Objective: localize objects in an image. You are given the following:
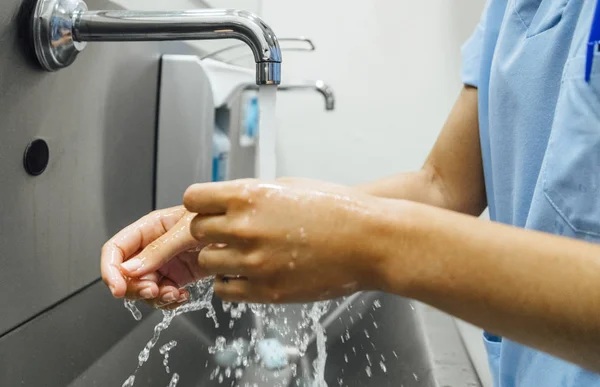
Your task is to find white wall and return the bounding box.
[260,1,491,386]
[260,1,483,184]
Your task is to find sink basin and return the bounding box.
[0,281,480,387]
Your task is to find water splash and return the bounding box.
[309,302,331,387]
[121,375,135,387]
[159,341,177,374]
[167,373,179,387]
[121,277,217,386]
[124,299,142,321]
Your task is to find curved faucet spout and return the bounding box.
[202,37,315,61]
[32,0,282,85]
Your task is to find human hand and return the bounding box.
[101,206,208,309]
[183,178,387,304]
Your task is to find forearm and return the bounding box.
[356,86,486,216]
[356,170,449,209]
[370,200,600,372]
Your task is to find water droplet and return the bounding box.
[167,373,179,387]
[124,300,142,321]
[160,340,178,374]
[365,366,372,377]
[380,361,387,373]
[121,375,135,387]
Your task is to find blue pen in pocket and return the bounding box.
[586,0,600,82]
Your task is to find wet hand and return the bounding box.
[101,206,208,309]
[183,178,385,303]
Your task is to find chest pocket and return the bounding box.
[513,0,570,37]
[542,54,600,240]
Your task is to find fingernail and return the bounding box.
[109,285,116,295]
[140,288,155,299]
[162,292,177,303]
[121,258,142,273]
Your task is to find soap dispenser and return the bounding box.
[212,124,231,182]
[240,94,260,147]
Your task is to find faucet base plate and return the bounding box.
[32,0,88,71]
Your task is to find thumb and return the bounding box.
[120,214,199,278]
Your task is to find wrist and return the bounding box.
[357,198,429,297]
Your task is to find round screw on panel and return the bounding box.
[23,139,49,176]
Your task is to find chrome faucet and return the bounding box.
[228,81,335,111]
[278,81,335,111]
[202,37,315,63]
[31,0,282,85]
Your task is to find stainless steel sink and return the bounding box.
[0,280,480,387]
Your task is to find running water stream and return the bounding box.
[121,85,332,387]
[257,85,278,180]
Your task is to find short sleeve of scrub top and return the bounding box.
[461,1,492,88]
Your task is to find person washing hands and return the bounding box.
[102,1,600,386]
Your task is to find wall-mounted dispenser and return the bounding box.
[155,55,215,208]
[212,125,231,182]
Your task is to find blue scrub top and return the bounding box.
[462,0,600,386]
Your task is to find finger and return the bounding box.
[120,213,199,279]
[197,244,253,276]
[159,299,189,310]
[183,180,255,214]
[101,206,187,297]
[144,296,189,311]
[124,280,159,300]
[189,214,233,242]
[153,278,187,308]
[124,272,161,300]
[101,241,129,298]
[157,252,206,288]
[214,277,263,303]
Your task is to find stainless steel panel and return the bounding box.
[0,0,161,335]
[155,54,214,209]
[0,282,480,386]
